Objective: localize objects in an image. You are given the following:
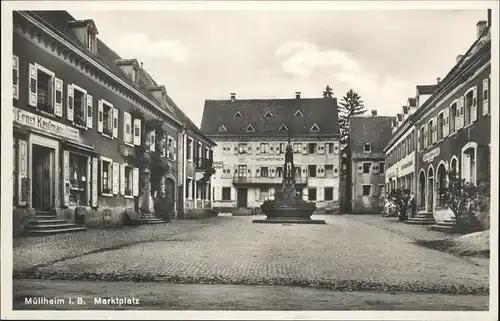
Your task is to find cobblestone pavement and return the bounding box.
[15,215,489,293]
[13,217,225,272]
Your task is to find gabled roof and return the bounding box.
[349,116,393,155]
[201,97,340,136]
[24,11,214,145]
[416,85,438,95]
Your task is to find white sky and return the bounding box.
[70,8,489,126]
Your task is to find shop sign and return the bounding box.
[423,147,440,163]
[13,107,80,142]
[401,160,413,170]
[250,156,284,162]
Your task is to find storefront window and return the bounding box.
[69,153,88,206]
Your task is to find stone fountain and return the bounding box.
[253,133,326,224]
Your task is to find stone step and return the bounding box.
[430,224,453,232]
[408,217,436,222]
[28,223,81,230]
[444,219,456,223]
[34,215,58,219]
[437,221,456,227]
[404,218,436,225]
[30,219,68,225]
[27,226,87,235]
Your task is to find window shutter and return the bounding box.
[318,144,325,154]
[457,97,464,129]
[85,93,93,128]
[67,84,74,121]
[247,144,252,155]
[113,108,119,139]
[233,145,239,155]
[482,78,489,116]
[13,55,19,100]
[62,150,70,206]
[133,118,141,145]
[97,100,103,133]
[120,164,126,196]
[372,164,379,174]
[100,159,104,194]
[255,143,260,155]
[443,109,449,137]
[471,87,477,122]
[334,166,339,177]
[357,165,363,174]
[92,157,98,207]
[433,116,438,143]
[112,162,119,195]
[28,63,37,107]
[133,167,139,196]
[270,166,276,178]
[54,77,63,116]
[150,131,156,152]
[417,128,421,151]
[357,185,363,197]
[302,145,308,155]
[17,139,28,206]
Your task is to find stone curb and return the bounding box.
[13,270,489,295]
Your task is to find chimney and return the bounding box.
[456,55,464,64]
[230,93,236,102]
[295,92,301,99]
[371,110,377,116]
[140,62,144,69]
[437,77,441,84]
[476,20,487,39]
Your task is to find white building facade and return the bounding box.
[201,93,342,214]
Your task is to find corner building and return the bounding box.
[201,92,342,214]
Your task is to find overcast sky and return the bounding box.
[71,8,488,126]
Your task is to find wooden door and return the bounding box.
[237,188,248,208]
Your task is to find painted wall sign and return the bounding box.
[423,147,440,163]
[13,107,80,142]
[250,156,285,162]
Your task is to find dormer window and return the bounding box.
[310,123,320,132]
[217,124,227,132]
[294,110,303,117]
[87,29,95,52]
[245,124,255,132]
[364,143,371,153]
[278,123,288,132]
[264,111,274,119]
[234,111,242,118]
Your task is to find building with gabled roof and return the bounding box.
[347,111,393,213]
[201,92,342,214]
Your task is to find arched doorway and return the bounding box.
[437,164,447,207]
[418,171,426,208]
[164,178,176,215]
[427,166,434,212]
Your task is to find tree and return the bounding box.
[338,89,367,146]
[323,85,334,99]
[439,171,489,233]
[386,188,411,221]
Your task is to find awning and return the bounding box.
[62,139,100,157]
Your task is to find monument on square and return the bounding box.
[253,131,326,224]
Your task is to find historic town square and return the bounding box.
[2,3,496,320]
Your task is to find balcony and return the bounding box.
[232,175,308,185]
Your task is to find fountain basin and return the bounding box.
[253,202,326,224]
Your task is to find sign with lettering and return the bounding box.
[423,147,440,163]
[250,156,284,163]
[13,108,80,142]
